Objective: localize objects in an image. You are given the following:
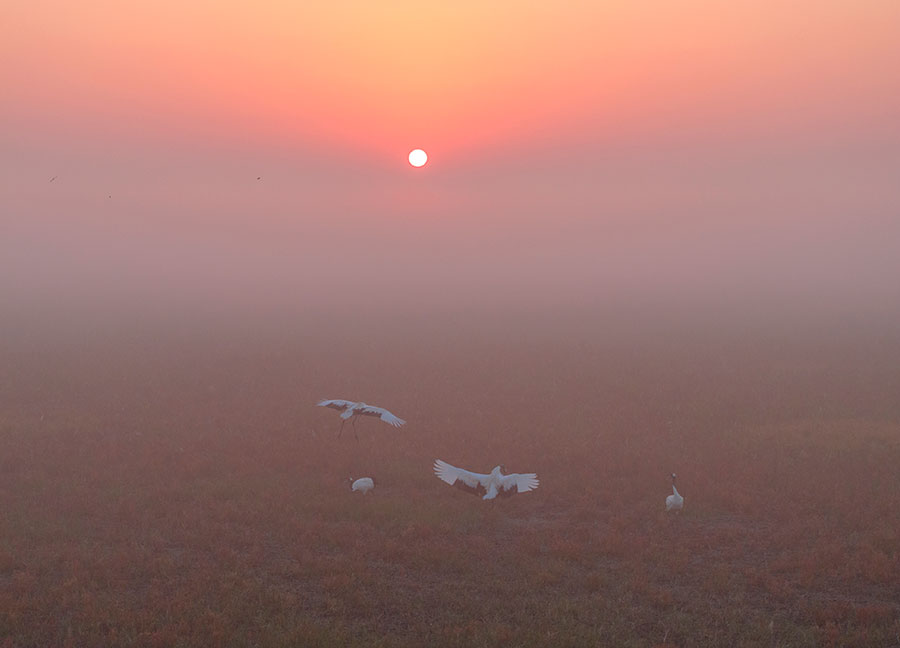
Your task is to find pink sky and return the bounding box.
[2,1,899,320]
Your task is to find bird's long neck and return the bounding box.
[672,485,680,497]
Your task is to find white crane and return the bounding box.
[317,399,406,440]
[666,473,684,512]
[348,477,375,494]
[433,459,539,500]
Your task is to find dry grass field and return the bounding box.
[2,310,899,647]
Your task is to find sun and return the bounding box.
[408,149,428,168]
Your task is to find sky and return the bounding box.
[2,0,899,326]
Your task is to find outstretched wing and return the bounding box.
[497,471,540,496]
[433,459,491,496]
[358,405,406,427]
[317,399,355,412]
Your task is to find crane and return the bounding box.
[317,399,405,440]
[433,459,539,500]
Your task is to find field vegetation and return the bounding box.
[2,311,899,646]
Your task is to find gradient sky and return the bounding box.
[2,1,899,321]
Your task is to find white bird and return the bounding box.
[348,476,375,494]
[666,473,684,512]
[433,459,539,500]
[317,399,406,440]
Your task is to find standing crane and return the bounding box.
[666,473,684,512]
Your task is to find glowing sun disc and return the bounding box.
[408,149,428,167]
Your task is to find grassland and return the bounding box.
[2,313,899,646]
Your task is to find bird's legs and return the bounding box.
[337,418,346,439]
[352,415,360,441]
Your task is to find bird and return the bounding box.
[433,459,539,500]
[316,399,405,440]
[666,473,684,512]
[348,476,375,494]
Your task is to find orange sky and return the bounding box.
[4,1,899,159]
[2,1,899,318]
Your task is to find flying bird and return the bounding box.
[666,473,684,512]
[433,459,539,500]
[348,476,375,494]
[317,399,405,439]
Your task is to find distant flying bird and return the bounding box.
[433,459,539,500]
[666,473,684,512]
[348,476,375,494]
[317,399,406,439]
[256,176,261,180]
[49,176,57,183]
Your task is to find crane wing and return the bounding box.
[498,471,540,496]
[358,405,406,427]
[433,459,491,496]
[317,399,356,412]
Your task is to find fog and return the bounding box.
[7,3,900,644]
[3,133,899,350]
[5,0,900,343]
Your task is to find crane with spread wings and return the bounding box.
[317,399,406,439]
[433,459,539,500]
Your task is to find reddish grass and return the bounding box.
[2,320,900,646]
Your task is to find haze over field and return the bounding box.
[3,0,900,331]
[3,2,900,646]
